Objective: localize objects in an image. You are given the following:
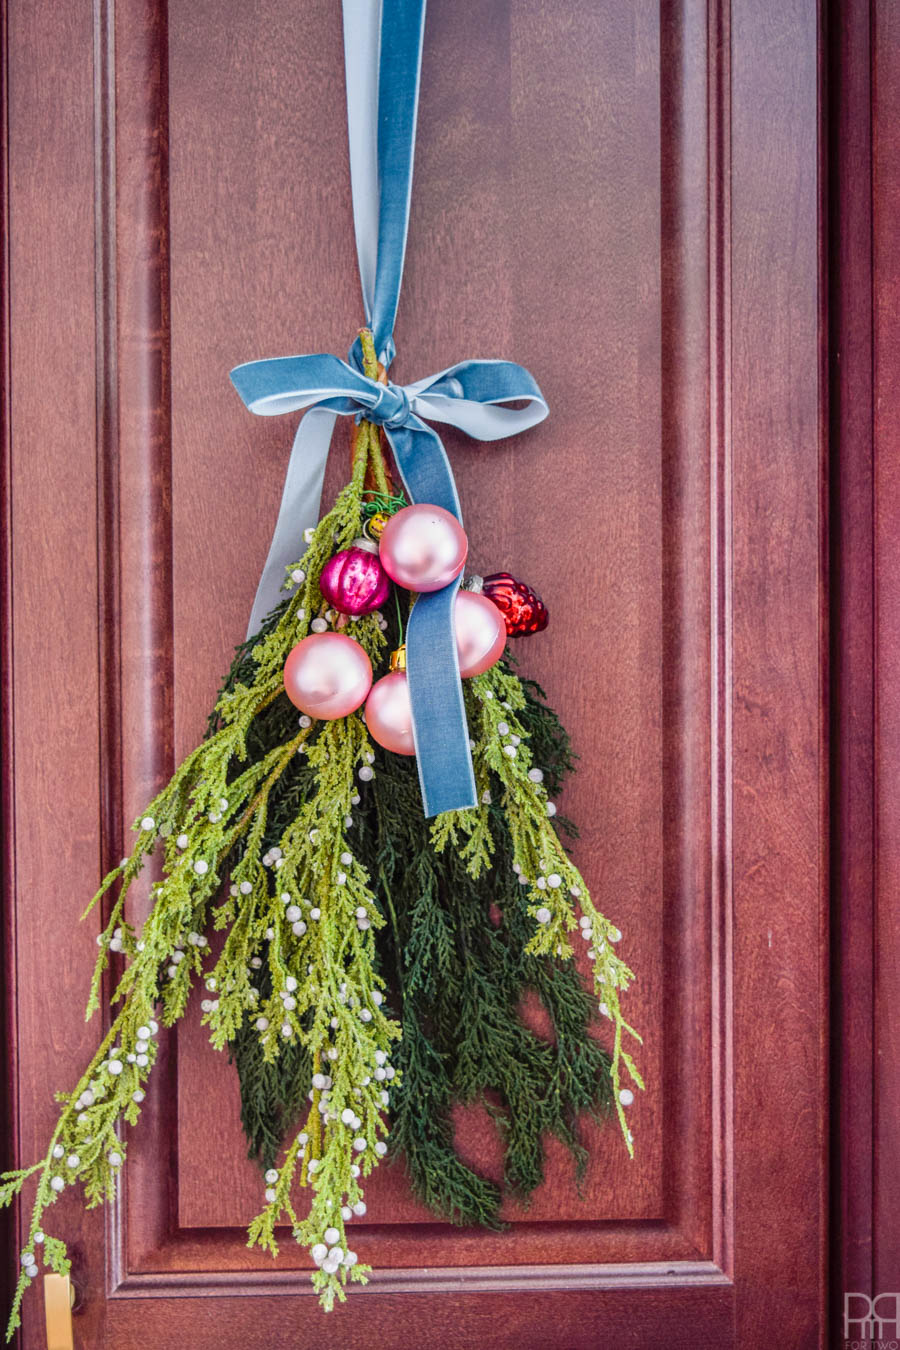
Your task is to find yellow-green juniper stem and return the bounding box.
[245,716,400,1310]
[356,327,392,498]
[4,449,387,1333]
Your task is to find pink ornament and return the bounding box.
[365,671,415,755]
[454,589,507,677]
[378,503,468,592]
[283,633,372,720]
[319,538,391,617]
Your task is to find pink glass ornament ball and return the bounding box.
[378,503,468,592]
[455,589,507,677]
[365,671,415,756]
[319,538,391,617]
[283,633,373,720]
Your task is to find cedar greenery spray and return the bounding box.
[2,363,641,1333]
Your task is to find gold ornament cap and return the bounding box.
[390,644,407,671]
[365,511,390,540]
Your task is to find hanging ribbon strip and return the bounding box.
[230,0,548,817]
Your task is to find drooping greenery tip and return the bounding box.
[1,328,642,1339]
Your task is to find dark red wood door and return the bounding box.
[3,0,828,1346]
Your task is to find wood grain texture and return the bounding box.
[98,1284,735,1350]
[4,0,109,1343]
[829,1,900,1329]
[113,0,178,1287]
[872,0,900,1300]
[830,0,876,1324]
[730,0,827,1345]
[0,0,839,1345]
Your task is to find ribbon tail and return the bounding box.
[385,420,476,815]
[342,0,381,319]
[383,419,461,518]
[369,0,427,364]
[406,581,477,817]
[246,406,338,639]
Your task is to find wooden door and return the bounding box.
[2,0,830,1346]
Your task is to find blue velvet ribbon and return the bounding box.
[230,0,547,816]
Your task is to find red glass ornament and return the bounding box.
[482,572,549,637]
[319,538,391,617]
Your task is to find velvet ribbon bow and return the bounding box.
[230,0,547,816]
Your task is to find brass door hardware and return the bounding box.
[43,1273,74,1350]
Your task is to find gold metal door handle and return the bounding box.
[43,1273,74,1350]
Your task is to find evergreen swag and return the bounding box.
[2,334,642,1335]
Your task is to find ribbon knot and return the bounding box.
[229,0,548,817]
[365,381,410,430]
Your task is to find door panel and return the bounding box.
[171,0,666,1239]
[3,0,826,1346]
